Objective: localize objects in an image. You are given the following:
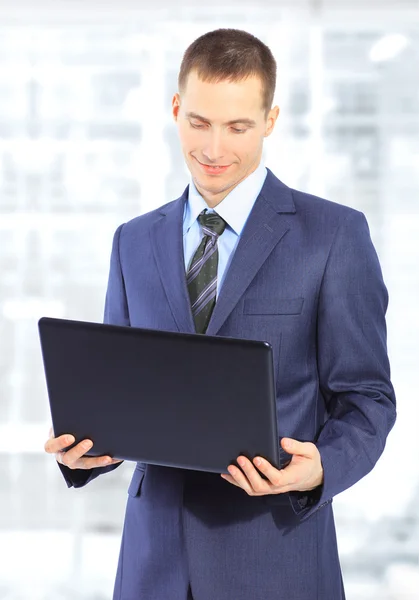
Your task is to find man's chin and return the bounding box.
[193,177,232,195]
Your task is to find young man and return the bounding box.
[45,29,396,600]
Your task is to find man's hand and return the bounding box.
[44,426,123,470]
[221,438,323,496]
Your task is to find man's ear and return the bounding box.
[264,105,280,137]
[172,93,181,122]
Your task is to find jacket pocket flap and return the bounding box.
[128,464,146,497]
[243,298,304,315]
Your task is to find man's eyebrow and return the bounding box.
[186,112,256,127]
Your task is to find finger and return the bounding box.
[62,453,122,470]
[44,434,75,454]
[271,461,305,490]
[251,456,285,487]
[77,456,122,469]
[220,473,241,488]
[225,464,254,494]
[281,438,315,458]
[57,450,65,465]
[237,456,271,494]
[254,454,309,491]
[60,439,94,467]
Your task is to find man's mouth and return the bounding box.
[195,158,231,174]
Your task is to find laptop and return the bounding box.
[38,316,280,474]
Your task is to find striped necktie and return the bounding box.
[186,210,227,334]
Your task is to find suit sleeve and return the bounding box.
[289,210,396,519]
[58,223,128,488]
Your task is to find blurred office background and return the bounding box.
[0,0,418,598]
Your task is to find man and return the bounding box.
[44,28,396,600]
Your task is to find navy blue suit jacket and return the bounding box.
[60,169,396,600]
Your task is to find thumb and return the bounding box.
[281,437,314,458]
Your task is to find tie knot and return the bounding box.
[198,210,227,238]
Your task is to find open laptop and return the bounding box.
[38,316,280,474]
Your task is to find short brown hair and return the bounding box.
[178,29,277,117]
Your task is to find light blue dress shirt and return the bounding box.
[183,162,268,298]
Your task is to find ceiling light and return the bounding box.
[369,34,408,63]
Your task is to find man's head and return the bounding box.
[172,29,279,207]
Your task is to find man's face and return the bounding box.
[172,70,279,207]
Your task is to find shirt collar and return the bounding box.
[183,162,267,236]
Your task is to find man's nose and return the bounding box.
[202,132,225,163]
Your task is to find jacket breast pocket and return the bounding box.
[243,298,304,316]
[127,463,147,497]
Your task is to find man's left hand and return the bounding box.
[221,438,324,496]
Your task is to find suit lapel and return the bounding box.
[150,169,296,336]
[150,187,196,333]
[206,171,296,335]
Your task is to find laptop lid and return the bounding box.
[38,316,280,473]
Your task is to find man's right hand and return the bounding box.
[44,426,123,470]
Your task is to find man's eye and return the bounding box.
[190,122,205,129]
[231,128,246,134]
